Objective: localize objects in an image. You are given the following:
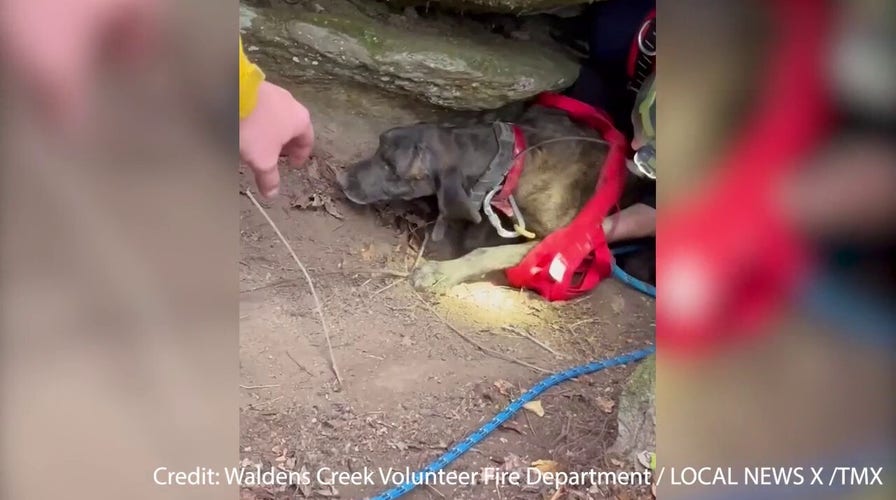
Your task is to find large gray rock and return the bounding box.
[384,0,594,15]
[609,355,655,465]
[240,2,579,110]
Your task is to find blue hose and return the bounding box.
[611,246,656,298]
[370,346,656,500]
[612,263,656,298]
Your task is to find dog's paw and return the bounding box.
[410,261,456,294]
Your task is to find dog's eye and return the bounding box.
[383,158,397,173]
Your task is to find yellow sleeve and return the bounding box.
[239,38,265,119]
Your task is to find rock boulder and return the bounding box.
[384,0,594,15]
[609,355,655,465]
[240,1,579,110]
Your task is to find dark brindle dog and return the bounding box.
[337,104,647,292]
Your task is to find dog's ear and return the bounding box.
[431,166,481,242]
[405,143,430,181]
[435,166,481,225]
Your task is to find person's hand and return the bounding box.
[239,81,314,198]
[603,203,656,243]
[0,0,161,127]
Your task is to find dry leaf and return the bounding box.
[531,459,561,474]
[596,396,616,413]
[359,243,376,261]
[306,157,323,181]
[322,198,345,220]
[298,466,311,497]
[523,400,545,417]
[291,193,344,220]
[493,379,514,396]
[637,450,654,470]
[314,485,339,497]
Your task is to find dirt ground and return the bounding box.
[239,79,655,500]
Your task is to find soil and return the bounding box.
[239,78,655,500]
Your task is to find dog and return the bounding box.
[337,104,649,292]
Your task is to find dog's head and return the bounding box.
[337,125,484,224]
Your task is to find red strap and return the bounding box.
[490,125,527,216]
[534,93,629,225]
[505,93,629,301]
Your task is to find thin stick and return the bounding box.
[249,396,283,410]
[549,487,565,500]
[250,396,283,410]
[240,384,281,390]
[411,290,549,374]
[245,189,343,386]
[411,230,430,272]
[503,326,563,358]
[426,484,446,499]
[524,405,538,438]
[286,351,316,378]
[345,268,409,278]
[517,381,540,438]
[239,278,295,294]
[371,280,400,296]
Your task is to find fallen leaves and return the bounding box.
[523,400,545,417]
[637,450,655,470]
[531,459,561,474]
[494,379,515,396]
[314,485,340,497]
[596,396,616,414]
[291,192,344,220]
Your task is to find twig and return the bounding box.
[384,304,416,312]
[411,230,430,272]
[240,384,281,390]
[524,408,538,438]
[411,290,549,374]
[286,351,316,378]
[569,318,599,329]
[371,279,400,296]
[246,189,342,386]
[520,382,539,438]
[503,326,563,358]
[551,414,573,448]
[426,484,446,499]
[239,278,296,294]
[549,487,566,500]
[344,268,409,278]
[250,396,283,409]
